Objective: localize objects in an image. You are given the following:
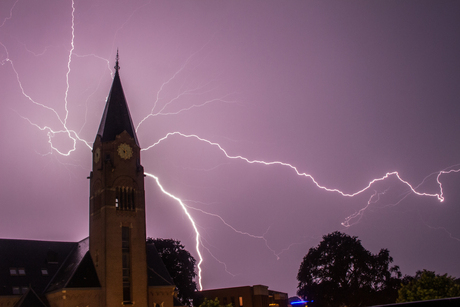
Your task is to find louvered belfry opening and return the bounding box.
[115,187,135,211]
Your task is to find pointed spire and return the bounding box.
[96,53,139,146]
[114,49,120,72]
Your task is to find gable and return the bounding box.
[13,288,47,307]
[46,238,100,292]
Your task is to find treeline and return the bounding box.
[297,231,460,307]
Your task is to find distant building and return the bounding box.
[0,56,179,307]
[198,285,288,307]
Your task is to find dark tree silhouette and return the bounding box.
[397,270,460,302]
[198,297,232,307]
[147,238,197,306]
[297,231,401,307]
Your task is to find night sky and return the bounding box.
[1,0,460,296]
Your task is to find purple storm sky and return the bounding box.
[1,0,460,296]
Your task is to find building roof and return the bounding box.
[146,243,175,287]
[13,288,48,307]
[0,238,77,296]
[46,238,100,292]
[1,237,174,298]
[97,66,139,146]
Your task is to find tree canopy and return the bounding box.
[198,297,232,307]
[297,231,401,307]
[147,238,197,306]
[199,298,221,307]
[397,270,460,303]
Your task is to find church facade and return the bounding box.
[0,58,179,307]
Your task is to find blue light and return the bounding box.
[290,299,314,305]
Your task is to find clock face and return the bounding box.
[117,143,133,160]
[94,147,101,163]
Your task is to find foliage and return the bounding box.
[397,270,460,302]
[198,297,232,307]
[147,238,197,306]
[297,231,401,307]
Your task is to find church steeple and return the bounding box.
[115,49,120,72]
[90,54,147,306]
[97,52,139,146]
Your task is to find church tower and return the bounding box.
[89,54,148,306]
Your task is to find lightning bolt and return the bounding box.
[135,34,228,132]
[185,204,280,259]
[4,0,460,293]
[144,172,204,290]
[0,0,92,155]
[142,131,455,202]
[341,189,389,227]
[136,53,194,130]
[199,243,237,278]
[140,131,460,288]
[341,164,460,227]
[63,0,75,125]
[1,44,92,155]
[0,0,19,28]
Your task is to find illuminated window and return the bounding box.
[9,268,17,275]
[12,287,20,295]
[21,287,28,294]
[18,268,25,275]
[41,269,48,275]
[239,297,243,307]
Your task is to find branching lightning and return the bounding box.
[137,54,194,130]
[135,35,231,132]
[418,210,460,242]
[63,0,75,126]
[140,131,460,287]
[0,1,92,155]
[185,204,280,259]
[142,131,455,203]
[341,189,389,227]
[144,172,204,290]
[0,0,19,28]
[198,242,237,277]
[3,0,460,292]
